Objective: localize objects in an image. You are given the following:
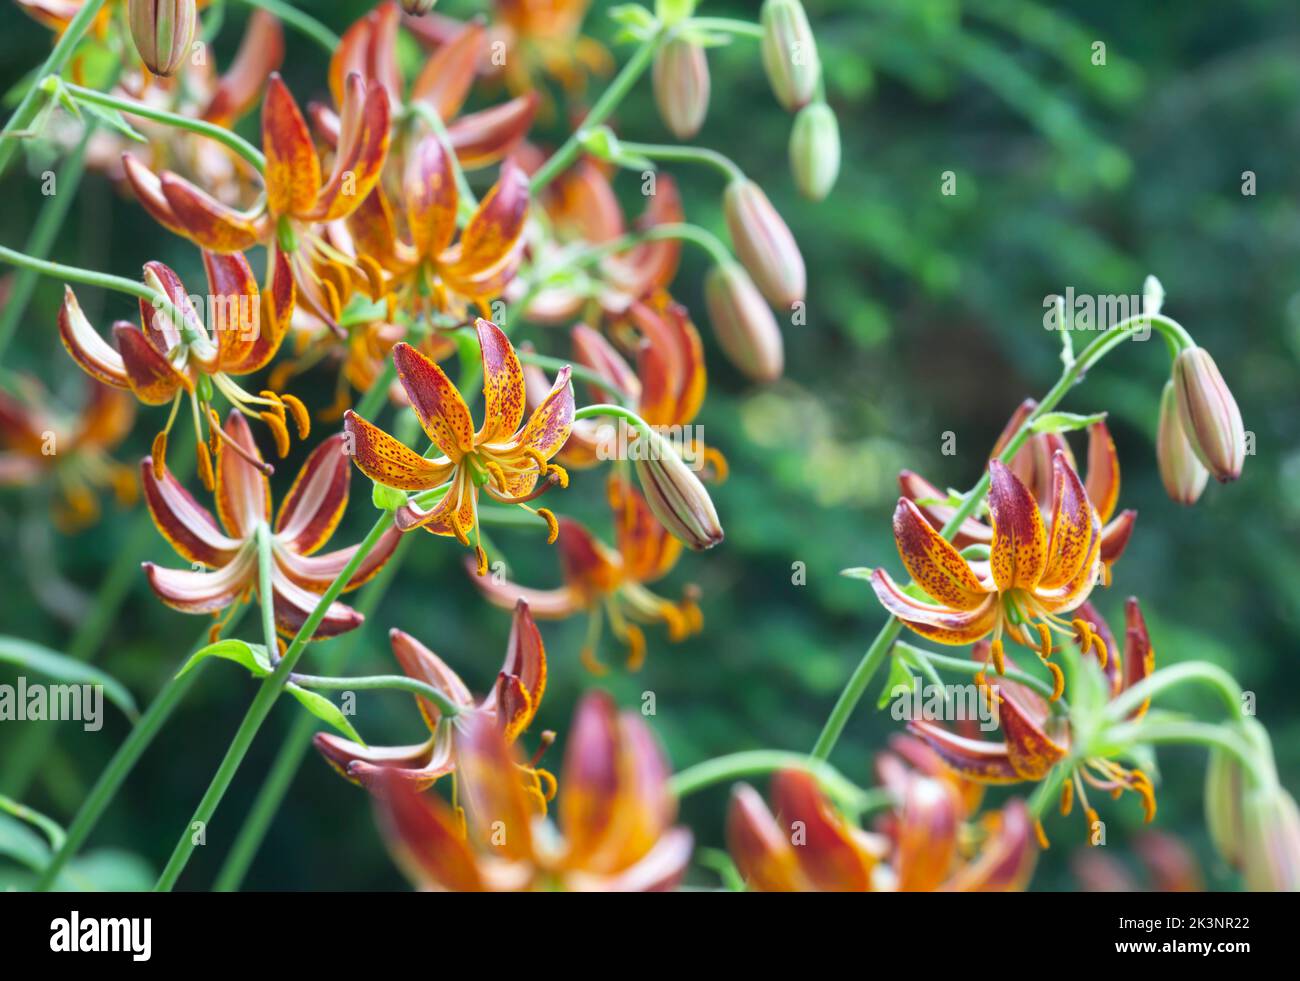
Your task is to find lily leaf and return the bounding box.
[77,99,146,144]
[176,639,272,680]
[839,566,874,580]
[0,636,138,720]
[877,654,915,709]
[0,813,49,872]
[285,683,366,745]
[1029,411,1108,435]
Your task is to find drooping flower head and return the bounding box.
[343,318,574,574]
[472,477,702,672]
[140,411,401,640]
[59,251,300,489]
[372,691,692,891]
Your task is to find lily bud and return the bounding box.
[1156,380,1208,505]
[1241,787,1300,891]
[789,102,839,201]
[633,432,723,550]
[723,177,806,308]
[1172,346,1245,482]
[401,0,439,13]
[652,38,710,140]
[128,0,196,78]
[1204,746,1246,869]
[704,262,784,382]
[760,0,821,111]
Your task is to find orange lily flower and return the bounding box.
[471,477,702,673]
[0,375,136,530]
[907,598,1157,841]
[122,70,391,330]
[727,768,1037,892]
[140,410,401,640]
[901,401,1137,586]
[1073,830,1205,892]
[314,598,550,792]
[372,691,692,892]
[343,319,574,574]
[58,251,299,488]
[871,450,1107,692]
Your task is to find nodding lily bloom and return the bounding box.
[122,70,391,330]
[343,319,574,575]
[907,597,1157,844]
[345,138,531,323]
[371,691,692,892]
[315,598,552,800]
[726,768,1037,892]
[872,450,1106,692]
[0,375,136,530]
[322,5,539,171]
[58,251,300,490]
[471,477,702,673]
[141,411,401,640]
[902,402,1137,586]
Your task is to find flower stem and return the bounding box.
[894,641,1061,703]
[154,514,394,891]
[0,0,108,178]
[236,0,339,51]
[530,30,665,193]
[517,349,634,405]
[288,673,461,718]
[0,244,155,299]
[1104,661,1244,723]
[669,750,890,818]
[255,524,278,661]
[686,16,765,40]
[617,140,745,183]
[1104,719,1270,788]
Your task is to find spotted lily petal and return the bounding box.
[870,569,999,645]
[343,409,457,490]
[392,343,475,459]
[404,134,459,258]
[1085,421,1120,524]
[111,323,188,404]
[143,547,255,614]
[997,685,1069,780]
[892,498,991,611]
[445,94,539,170]
[160,172,263,252]
[309,75,391,223]
[140,458,243,566]
[473,318,528,444]
[203,10,284,126]
[897,469,991,549]
[439,158,530,284]
[907,719,1022,784]
[263,73,322,218]
[1039,452,1099,591]
[274,525,403,593]
[484,600,547,741]
[329,0,401,109]
[275,433,351,554]
[510,364,573,459]
[270,566,363,638]
[988,460,1048,591]
[120,154,187,237]
[770,769,874,891]
[214,412,271,538]
[58,288,128,388]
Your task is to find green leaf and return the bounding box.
[0,794,64,851]
[77,99,146,144]
[0,636,138,720]
[877,654,914,709]
[839,566,874,580]
[285,683,366,745]
[1028,411,1108,435]
[0,813,49,872]
[176,639,272,680]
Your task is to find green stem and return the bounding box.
[1104,661,1243,723]
[154,515,393,891]
[686,16,765,39]
[618,140,744,183]
[895,642,1062,703]
[236,0,339,51]
[60,82,266,171]
[574,402,651,432]
[669,750,890,818]
[289,673,461,718]
[0,244,155,299]
[517,349,633,405]
[34,604,248,891]
[0,0,108,178]
[1026,764,1068,821]
[255,523,278,660]
[0,794,65,851]
[530,31,665,193]
[1104,719,1269,788]
[810,309,1196,760]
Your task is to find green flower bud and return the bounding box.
[789,102,839,201]
[128,0,197,78]
[760,0,821,111]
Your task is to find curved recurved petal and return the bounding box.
[572,323,640,408]
[445,94,539,170]
[329,1,401,109]
[273,524,402,593]
[388,626,474,732]
[612,479,681,585]
[997,686,1068,780]
[1039,452,1099,591]
[311,75,391,223]
[111,323,188,404]
[726,783,805,891]
[892,498,990,610]
[262,73,321,218]
[466,557,587,618]
[404,134,459,259]
[439,158,530,282]
[343,409,457,491]
[1100,509,1137,568]
[906,719,1021,784]
[509,365,573,460]
[489,600,547,739]
[897,469,991,549]
[275,433,352,555]
[1122,597,1155,719]
[947,799,1037,892]
[395,470,477,538]
[559,691,622,864]
[895,776,960,892]
[140,458,243,566]
[988,460,1048,591]
[120,154,186,237]
[869,570,999,645]
[392,343,474,459]
[271,567,363,638]
[160,172,263,252]
[58,288,128,388]
[1085,420,1121,524]
[214,411,271,538]
[203,9,284,126]
[770,769,873,891]
[371,769,486,891]
[474,318,526,444]
[143,547,255,614]
[411,20,486,119]
[578,827,693,892]
[313,731,452,790]
[204,251,262,371]
[457,712,535,861]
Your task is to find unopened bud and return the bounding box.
[1204,745,1246,869]
[760,0,821,111]
[723,177,805,308]
[1172,346,1245,482]
[704,262,784,383]
[633,432,723,551]
[1156,380,1208,505]
[402,0,439,13]
[789,102,839,201]
[128,0,197,77]
[652,38,710,140]
[1241,787,1300,891]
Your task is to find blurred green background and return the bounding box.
[1,0,1298,890]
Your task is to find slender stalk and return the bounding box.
[255,524,278,660]
[686,16,765,40]
[0,244,156,299]
[1105,661,1243,723]
[34,605,248,891]
[530,31,665,193]
[289,672,461,717]
[895,642,1061,703]
[154,515,393,891]
[617,140,745,183]
[0,0,108,178]
[1104,720,1269,788]
[59,82,266,171]
[236,0,339,51]
[517,349,634,405]
[810,311,1195,760]
[669,750,889,818]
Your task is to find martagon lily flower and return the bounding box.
[371,691,692,892]
[141,410,401,640]
[343,318,574,575]
[59,251,300,489]
[314,598,552,802]
[727,768,1037,892]
[873,449,1109,694]
[472,477,702,673]
[908,598,1157,844]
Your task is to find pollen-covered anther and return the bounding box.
[548,463,569,489]
[536,507,559,544]
[580,646,609,676]
[206,407,223,457]
[1033,819,1050,850]
[1059,780,1074,816]
[1130,769,1157,822]
[1035,622,1054,661]
[357,254,387,300]
[624,624,647,671]
[151,430,169,478]
[258,391,287,422]
[521,446,550,478]
[535,765,558,802]
[990,636,1006,675]
[1046,661,1065,702]
[485,460,509,489]
[259,410,291,457]
[449,511,471,547]
[281,393,311,439]
[1084,807,1101,845]
[474,544,489,578]
[1072,618,1096,656]
[197,442,215,491]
